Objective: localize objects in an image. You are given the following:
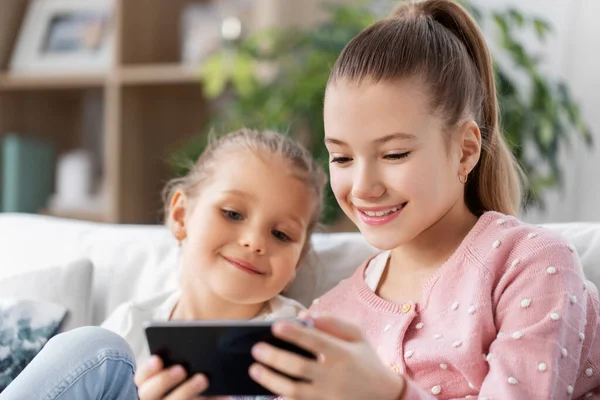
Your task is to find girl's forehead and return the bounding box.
[324,80,442,143]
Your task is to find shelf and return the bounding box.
[118,64,201,85]
[0,64,202,90]
[39,208,108,223]
[0,73,105,90]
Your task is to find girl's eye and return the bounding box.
[222,210,243,221]
[384,152,410,160]
[330,156,352,164]
[272,230,291,242]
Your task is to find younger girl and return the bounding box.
[247,1,600,399]
[1,129,326,400]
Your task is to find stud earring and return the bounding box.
[458,169,469,184]
[175,224,186,247]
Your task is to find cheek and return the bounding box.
[329,168,352,202]
[385,158,448,198]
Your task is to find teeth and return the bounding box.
[363,206,402,217]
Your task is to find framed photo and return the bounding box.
[180,3,224,65]
[10,0,114,74]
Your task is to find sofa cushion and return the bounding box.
[0,299,67,392]
[0,259,93,331]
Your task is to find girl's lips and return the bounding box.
[356,202,406,226]
[222,256,264,275]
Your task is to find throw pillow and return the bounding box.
[0,259,93,332]
[0,299,67,392]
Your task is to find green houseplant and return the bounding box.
[171,1,592,225]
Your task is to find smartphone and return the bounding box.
[144,319,316,396]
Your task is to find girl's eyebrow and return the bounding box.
[324,132,416,146]
[374,132,417,144]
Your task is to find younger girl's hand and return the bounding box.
[249,314,405,400]
[135,355,211,400]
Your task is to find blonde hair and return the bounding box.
[328,0,522,216]
[162,128,327,257]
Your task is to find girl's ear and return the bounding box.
[456,119,482,177]
[169,190,188,244]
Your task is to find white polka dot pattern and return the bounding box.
[440,363,448,370]
[550,312,560,321]
[567,386,574,394]
[434,334,443,339]
[547,266,557,274]
[580,332,586,341]
[492,240,501,248]
[384,324,392,332]
[405,350,414,358]
[512,331,523,339]
[538,363,547,372]
[562,348,568,358]
[415,322,424,329]
[520,298,531,308]
[468,305,477,314]
[431,386,441,395]
[451,301,459,311]
[585,368,593,377]
[508,377,518,385]
[452,340,463,348]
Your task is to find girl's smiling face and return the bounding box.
[324,78,479,250]
[171,150,316,306]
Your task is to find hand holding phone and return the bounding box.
[134,355,212,400]
[144,320,316,396]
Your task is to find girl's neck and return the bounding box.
[390,201,478,274]
[170,285,267,321]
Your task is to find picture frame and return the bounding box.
[9,0,114,75]
[180,3,224,65]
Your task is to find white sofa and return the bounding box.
[0,213,599,331]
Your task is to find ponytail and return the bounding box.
[329,0,522,215]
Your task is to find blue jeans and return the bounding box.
[0,326,138,400]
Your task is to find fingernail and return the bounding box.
[310,312,320,319]
[150,355,160,367]
[298,310,308,318]
[252,343,265,358]
[170,365,185,377]
[249,364,261,379]
[192,374,207,391]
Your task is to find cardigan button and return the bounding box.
[401,304,412,314]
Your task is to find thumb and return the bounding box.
[307,313,364,342]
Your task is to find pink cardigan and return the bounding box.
[311,212,600,399]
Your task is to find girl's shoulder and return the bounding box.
[265,295,307,320]
[470,211,582,277]
[101,290,179,335]
[475,211,575,250]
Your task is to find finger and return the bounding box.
[134,355,164,387]
[272,319,340,356]
[310,314,364,342]
[164,374,208,400]
[251,342,318,381]
[248,362,313,399]
[137,365,187,400]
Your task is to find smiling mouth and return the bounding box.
[358,202,407,217]
[222,255,265,275]
[354,202,407,226]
